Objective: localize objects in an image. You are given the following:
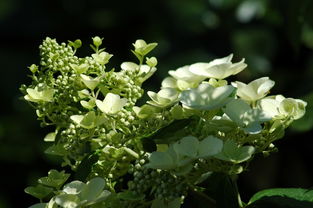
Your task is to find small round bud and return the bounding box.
[92,36,103,47]
[28,64,38,73]
[146,57,157,67]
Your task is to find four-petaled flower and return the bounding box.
[179,82,235,110]
[96,93,127,114]
[24,86,54,102]
[234,77,275,102]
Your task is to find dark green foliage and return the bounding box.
[247,188,313,208]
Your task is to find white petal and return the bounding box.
[198,136,223,157]
[121,62,138,71]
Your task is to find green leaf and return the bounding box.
[25,185,53,200]
[151,198,181,208]
[29,203,47,208]
[167,198,181,208]
[151,198,165,208]
[45,144,67,156]
[80,177,105,202]
[38,169,70,189]
[150,118,193,144]
[248,188,313,208]
[68,39,82,49]
[74,152,99,181]
[117,191,145,201]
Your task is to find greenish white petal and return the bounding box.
[173,136,199,158]
[235,77,275,102]
[92,52,112,65]
[70,63,89,74]
[179,83,235,110]
[169,65,206,83]
[147,88,179,107]
[198,136,223,158]
[189,54,246,79]
[80,74,100,90]
[214,140,255,163]
[96,93,127,114]
[24,87,54,102]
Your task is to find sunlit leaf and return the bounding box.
[25,185,53,200]
[38,169,70,189]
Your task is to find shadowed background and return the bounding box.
[1,0,313,207]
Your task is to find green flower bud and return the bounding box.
[146,57,158,67]
[68,39,82,49]
[28,64,38,73]
[92,36,103,47]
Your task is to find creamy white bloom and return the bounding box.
[24,86,54,102]
[259,95,307,120]
[80,74,100,91]
[133,39,158,56]
[169,65,206,83]
[234,77,275,102]
[92,52,112,65]
[161,77,178,89]
[69,63,89,74]
[70,111,104,129]
[223,99,271,134]
[173,136,223,158]
[179,83,235,110]
[147,88,179,107]
[96,93,127,114]
[189,54,247,80]
[121,62,156,83]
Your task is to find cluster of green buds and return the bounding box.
[22,37,306,208]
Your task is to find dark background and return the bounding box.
[1,0,313,207]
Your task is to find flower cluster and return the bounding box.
[22,38,306,208]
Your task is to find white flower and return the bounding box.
[80,74,100,91]
[147,88,179,107]
[92,52,112,65]
[161,77,178,89]
[96,93,127,114]
[214,140,255,164]
[169,65,206,83]
[280,98,307,120]
[121,62,156,83]
[133,39,158,56]
[259,95,307,120]
[173,136,223,158]
[70,111,104,129]
[147,135,223,171]
[70,63,89,74]
[223,99,271,134]
[138,65,157,82]
[146,57,158,67]
[234,77,275,102]
[24,86,54,102]
[189,54,247,80]
[179,83,235,110]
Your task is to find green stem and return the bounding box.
[230,175,244,208]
